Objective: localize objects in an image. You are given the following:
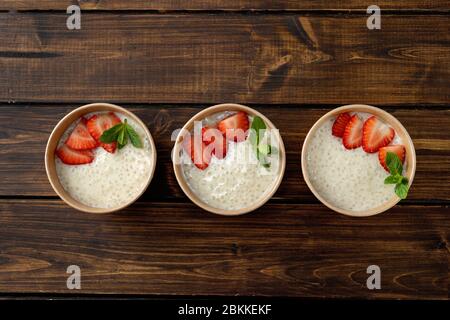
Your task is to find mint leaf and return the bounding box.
[384,151,409,200]
[386,151,403,175]
[395,183,409,199]
[249,116,270,165]
[384,173,402,184]
[118,141,127,150]
[249,116,266,150]
[258,144,271,156]
[118,126,129,150]
[98,118,142,150]
[100,123,123,143]
[384,175,398,185]
[126,123,143,148]
[258,153,271,168]
[117,126,126,145]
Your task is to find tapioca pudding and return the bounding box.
[304,111,409,214]
[55,112,153,209]
[179,110,282,211]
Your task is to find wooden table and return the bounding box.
[0,1,448,299]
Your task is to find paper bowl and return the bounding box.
[172,103,286,216]
[301,104,416,217]
[45,103,157,213]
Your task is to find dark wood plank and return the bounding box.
[1,0,448,11]
[0,105,449,201]
[0,14,448,104]
[0,200,448,298]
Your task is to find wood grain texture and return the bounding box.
[0,105,449,201]
[1,0,448,11]
[0,4,448,299]
[0,13,449,104]
[0,199,448,298]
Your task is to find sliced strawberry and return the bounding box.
[378,145,406,172]
[183,136,212,170]
[217,111,249,142]
[212,135,227,159]
[87,112,122,153]
[65,117,98,150]
[196,144,213,170]
[86,112,122,140]
[342,115,363,149]
[332,112,352,138]
[201,126,215,145]
[56,144,94,165]
[100,142,117,153]
[202,126,227,159]
[362,116,395,153]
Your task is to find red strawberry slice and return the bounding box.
[87,112,122,153]
[213,135,227,159]
[342,115,363,149]
[65,117,98,150]
[100,142,117,153]
[183,136,212,170]
[362,116,395,153]
[202,126,227,159]
[86,112,122,140]
[378,145,406,172]
[201,126,217,145]
[197,143,213,170]
[217,111,249,142]
[56,144,94,165]
[332,112,352,137]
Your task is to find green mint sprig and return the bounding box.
[100,119,143,150]
[384,151,409,199]
[248,116,277,168]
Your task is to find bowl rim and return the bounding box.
[301,104,416,217]
[172,103,286,216]
[45,102,157,214]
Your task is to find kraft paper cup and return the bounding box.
[45,103,157,213]
[172,103,286,216]
[301,104,416,217]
